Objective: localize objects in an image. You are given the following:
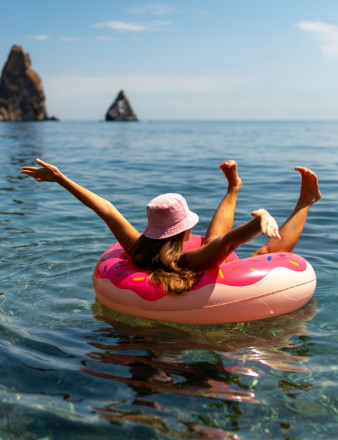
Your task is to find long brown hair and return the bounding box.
[129,232,197,295]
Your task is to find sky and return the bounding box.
[1,0,338,121]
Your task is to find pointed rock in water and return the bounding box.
[105,90,138,121]
[0,45,56,121]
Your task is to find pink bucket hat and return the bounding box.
[143,193,199,239]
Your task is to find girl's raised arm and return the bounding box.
[180,209,280,271]
[21,159,140,253]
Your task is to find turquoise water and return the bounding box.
[0,121,337,439]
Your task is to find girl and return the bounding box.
[21,160,321,294]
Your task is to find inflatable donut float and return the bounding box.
[92,235,316,324]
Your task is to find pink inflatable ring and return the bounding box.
[92,234,316,324]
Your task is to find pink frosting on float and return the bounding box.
[93,235,308,302]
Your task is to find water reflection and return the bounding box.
[84,300,317,435]
[91,298,317,367]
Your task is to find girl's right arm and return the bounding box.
[20,159,140,253]
[180,209,281,271]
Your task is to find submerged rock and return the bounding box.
[0,45,56,121]
[105,90,138,121]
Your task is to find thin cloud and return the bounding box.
[96,36,113,41]
[92,20,171,32]
[60,36,82,41]
[296,21,338,57]
[148,20,172,31]
[128,3,175,16]
[93,21,146,31]
[29,35,50,40]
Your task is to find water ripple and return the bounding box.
[1,121,337,439]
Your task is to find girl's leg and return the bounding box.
[204,160,242,245]
[251,167,321,256]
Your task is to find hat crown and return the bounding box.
[147,194,187,225]
[143,193,199,239]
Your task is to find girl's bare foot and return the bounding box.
[295,167,321,205]
[220,160,242,190]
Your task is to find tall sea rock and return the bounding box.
[105,90,138,121]
[0,45,54,121]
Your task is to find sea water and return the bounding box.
[0,121,337,439]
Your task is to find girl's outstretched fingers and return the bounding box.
[21,159,61,182]
[251,209,281,239]
[36,158,45,166]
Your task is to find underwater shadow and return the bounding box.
[90,298,318,374]
[79,300,318,435]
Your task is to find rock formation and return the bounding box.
[105,90,138,121]
[0,45,55,121]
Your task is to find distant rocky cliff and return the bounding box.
[0,45,55,121]
[105,90,138,121]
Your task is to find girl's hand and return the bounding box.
[20,159,61,182]
[251,209,281,239]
